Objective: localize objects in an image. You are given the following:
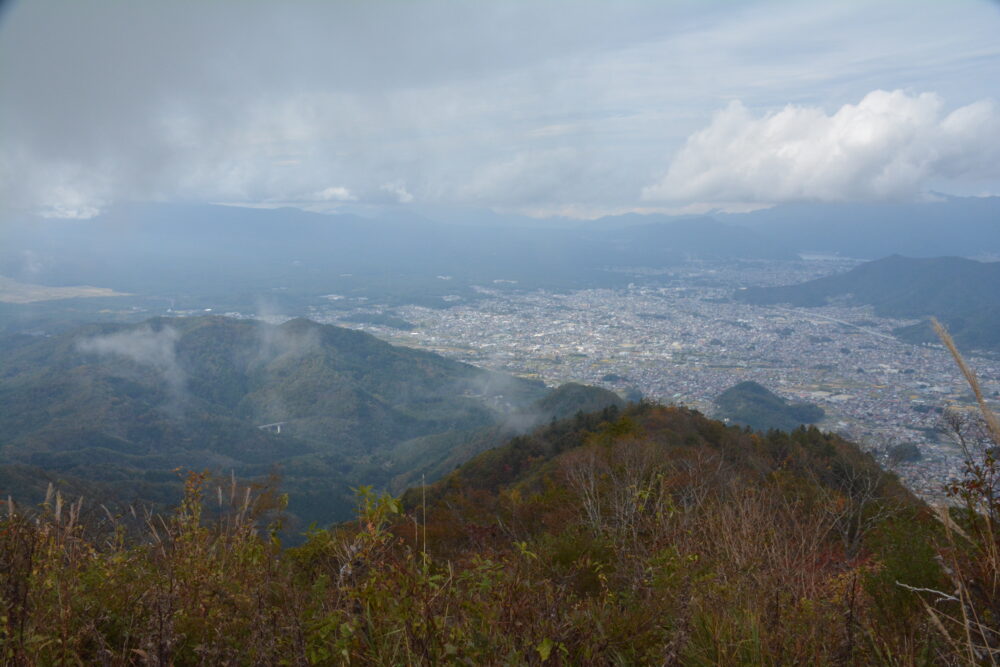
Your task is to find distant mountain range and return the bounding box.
[724,195,1000,259]
[0,203,792,311]
[0,316,622,526]
[736,255,1000,353]
[5,197,999,300]
[5,196,1000,349]
[3,197,999,334]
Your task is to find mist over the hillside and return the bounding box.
[77,324,185,395]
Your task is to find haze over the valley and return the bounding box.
[2,1,1000,512]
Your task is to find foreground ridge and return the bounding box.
[5,402,987,664]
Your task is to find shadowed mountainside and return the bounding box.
[713,380,825,432]
[0,316,621,525]
[725,196,1000,258]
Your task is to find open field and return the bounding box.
[0,276,128,303]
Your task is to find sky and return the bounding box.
[2,0,1000,220]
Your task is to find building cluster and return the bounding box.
[313,259,999,503]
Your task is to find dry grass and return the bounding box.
[0,404,958,664]
[909,318,1000,664]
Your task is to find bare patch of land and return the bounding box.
[0,276,128,303]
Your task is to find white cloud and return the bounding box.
[2,2,1000,217]
[642,90,1000,205]
[315,186,356,202]
[380,181,413,203]
[77,325,184,392]
[38,202,103,220]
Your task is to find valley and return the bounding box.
[309,259,999,502]
[7,254,996,507]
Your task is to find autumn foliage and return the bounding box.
[0,402,980,664]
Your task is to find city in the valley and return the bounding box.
[264,258,998,503]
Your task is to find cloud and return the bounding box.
[314,186,356,202]
[77,325,184,392]
[2,2,999,217]
[380,181,413,204]
[19,250,44,278]
[642,90,1000,204]
[253,319,319,365]
[36,183,106,219]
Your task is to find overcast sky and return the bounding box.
[2,0,999,219]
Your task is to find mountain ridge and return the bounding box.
[0,315,622,525]
[735,255,1000,352]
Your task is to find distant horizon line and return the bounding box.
[18,191,1000,223]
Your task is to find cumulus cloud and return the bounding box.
[642,90,1000,204]
[77,325,184,393]
[2,2,999,217]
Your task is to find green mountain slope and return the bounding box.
[713,381,824,432]
[736,255,1000,352]
[386,382,626,492]
[411,402,905,530]
[0,401,953,664]
[0,316,620,524]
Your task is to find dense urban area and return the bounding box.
[271,259,1000,503]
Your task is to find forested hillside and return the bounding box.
[0,316,618,525]
[3,401,991,663]
[713,381,825,431]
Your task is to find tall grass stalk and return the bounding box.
[917,317,1000,664]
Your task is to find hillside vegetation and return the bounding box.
[4,402,991,664]
[0,316,619,526]
[713,380,825,432]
